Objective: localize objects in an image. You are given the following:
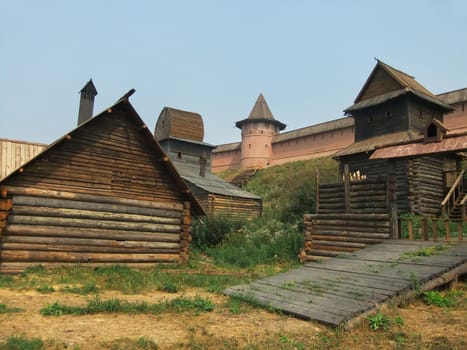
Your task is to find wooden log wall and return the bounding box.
[0,187,186,273]
[208,194,262,220]
[317,179,388,214]
[0,112,186,205]
[408,156,445,216]
[317,183,345,214]
[302,213,390,260]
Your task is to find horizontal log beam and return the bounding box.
[7,215,181,233]
[5,224,181,242]
[1,243,180,254]
[2,234,180,249]
[0,250,180,263]
[5,186,184,211]
[11,206,181,225]
[13,195,182,218]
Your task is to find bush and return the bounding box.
[192,214,247,249]
[206,217,303,268]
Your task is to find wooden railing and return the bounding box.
[399,216,465,241]
[441,170,465,217]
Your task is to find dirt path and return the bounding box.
[0,288,322,349]
[1,284,466,349]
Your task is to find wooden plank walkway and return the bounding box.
[225,240,467,327]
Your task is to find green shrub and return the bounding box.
[206,217,303,268]
[423,290,457,307]
[192,214,247,249]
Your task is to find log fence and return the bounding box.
[399,216,465,242]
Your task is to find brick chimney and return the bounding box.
[78,79,98,126]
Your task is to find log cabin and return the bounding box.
[0,92,203,273]
[334,59,466,217]
[155,107,262,219]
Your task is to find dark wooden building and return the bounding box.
[0,93,203,273]
[303,60,466,260]
[334,59,466,216]
[155,107,262,219]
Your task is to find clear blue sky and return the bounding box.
[1,0,466,146]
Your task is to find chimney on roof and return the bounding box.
[78,79,98,126]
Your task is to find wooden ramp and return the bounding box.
[225,240,467,327]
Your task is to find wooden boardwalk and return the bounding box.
[225,240,467,327]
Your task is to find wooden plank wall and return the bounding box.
[0,187,187,273]
[0,139,46,180]
[209,194,262,220]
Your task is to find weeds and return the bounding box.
[0,303,23,314]
[40,295,214,316]
[0,335,44,350]
[367,311,393,331]
[101,337,158,350]
[423,290,459,307]
[36,285,55,294]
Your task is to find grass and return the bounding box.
[103,337,159,350]
[423,289,462,307]
[0,303,23,314]
[40,295,214,316]
[4,261,253,295]
[0,335,44,350]
[367,311,394,331]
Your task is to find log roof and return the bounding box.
[236,93,286,130]
[345,60,453,113]
[0,91,204,215]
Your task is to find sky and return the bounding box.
[1,0,466,146]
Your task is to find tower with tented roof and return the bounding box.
[235,93,286,168]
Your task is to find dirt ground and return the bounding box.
[0,285,465,349]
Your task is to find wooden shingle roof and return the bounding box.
[345,60,453,113]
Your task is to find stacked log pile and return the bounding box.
[0,187,189,273]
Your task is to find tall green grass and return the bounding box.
[199,157,339,267]
[244,157,339,221]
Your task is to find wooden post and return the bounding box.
[344,164,350,214]
[315,169,320,214]
[408,219,413,240]
[444,219,450,241]
[387,161,398,239]
[421,217,428,240]
[180,201,192,263]
[432,219,438,241]
[457,221,463,242]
